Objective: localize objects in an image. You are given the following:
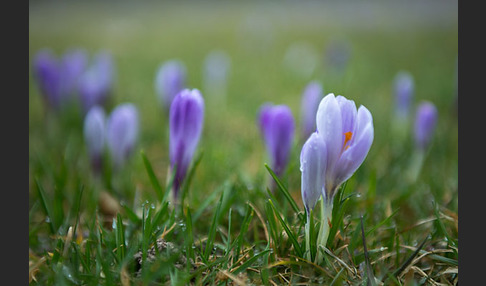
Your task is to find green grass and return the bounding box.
[29,1,458,285]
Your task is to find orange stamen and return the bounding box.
[343,131,353,150]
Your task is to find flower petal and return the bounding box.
[316,93,343,170]
[300,132,327,212]
[334,106,373,184]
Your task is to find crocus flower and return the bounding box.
[414,101,438,151]
[300,81,323,141]
[305,93,373,262]
[258,103,295,178]
[169,89,205,198]
[83,105,106,174]
[60,49,88,98]
[33,49,63,110]
[78,51,115,113]
[393,71,414,120]
[316,93,374,199]
[300,132,327,260]
[106,103,139,169]
[33,49,89,111]
[155,60,187,111]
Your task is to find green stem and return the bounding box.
[315,196,334,264]
[305,211,311,261]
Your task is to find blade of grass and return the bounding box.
[180,152,204,214]
[268,199,303,257]
[185,207,195,263]
[231,249,271,275]
[389,234,430,280]
[234,203,254,264]
[360,215,377,286]
[264,164,303,221]
[141,150,164,203]
[35,178,57,234]
[204,192,224,261]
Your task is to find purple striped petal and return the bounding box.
[169,89,205,195]
[300,132,326,212]
[316,93,343,171]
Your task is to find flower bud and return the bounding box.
[106,103,139,169]
[169,89,205,197]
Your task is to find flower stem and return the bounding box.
[305,211,311,261]
[315,196,334,264]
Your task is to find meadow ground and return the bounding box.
[29,1,458,285]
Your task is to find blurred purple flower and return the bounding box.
[33,49,63,109]
[155,60,187,110]
[33,49,88,110]
[83,105,106,173]
[169,89,205,197]
[78,51,115,113]
[300,81,323,141]
[258,103,295,177]
[316,93,374,199]
[324,39,351,73]
[60,49,89,98]
[300,132,327,213]
[414,101,438,150]
[106,103,139,169]
[393,71,414,120]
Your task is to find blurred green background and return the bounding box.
[29,0,458,202]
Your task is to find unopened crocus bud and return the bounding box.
[300,81,323,141]
[300,132,327,213]
[155,60,187,110]
[106,103,139,169]
[300,131,327,261]
[393,71,414,120]
[83,105,106,173]
[258,103,295,177]
[60,49,88,98]
[169,89,205,198]
[414,101,438,151]
[78,51,115,113]
[33,49,63,110]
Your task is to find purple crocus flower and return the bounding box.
[155,60,187,111]
[60,49,88,98]
[316,93,374,199]
[33,49,63,110]
[393,71,414,120]
[78,51,115,113]
[300,81,323,141]
[258,103,295,178]
[305,93,373,263]
[106,103,139,169]
[414,101,438,150]
[169,89,205,198]
[83,105,106,173]
[33,49,89,111]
